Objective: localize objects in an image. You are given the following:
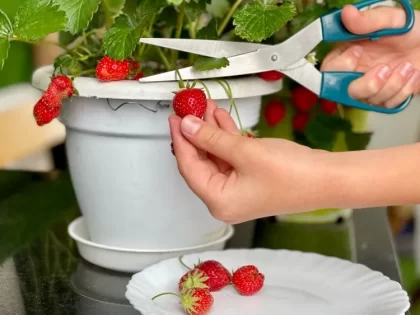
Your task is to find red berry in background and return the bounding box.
[320,99,338,115]
[258,70,285,82]
[291,86,318,112]
[96,56,130,82]
[292,112,311,132]
[264,100,286,127]
[133,72,145,80]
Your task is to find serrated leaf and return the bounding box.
[103,14,139,60]
[54,0,101,34]
[233,2,296,42]
[0,9,12,71]
[345,131,372,151]
[13,0,66,40]
[197,19,218,39]
[193,56,229,71]
[103,0,126,25]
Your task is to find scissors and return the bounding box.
[139,0,415,114]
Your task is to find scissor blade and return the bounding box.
[140,38,267,58]
[281,59,322,95]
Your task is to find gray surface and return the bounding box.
[353,207,409,315]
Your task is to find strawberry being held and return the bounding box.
[232,265,265,296]
[152,288,214,315]
[173,87,207,119]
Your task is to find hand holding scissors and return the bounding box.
[140,0,415,114]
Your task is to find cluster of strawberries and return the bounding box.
[152,257,265,315]
[259,70,338,132]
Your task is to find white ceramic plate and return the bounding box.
[126,248,410,315]
[68,217,234,273]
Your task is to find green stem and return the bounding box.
[11,36,68,51]
[195,80,212,99]
[178,255,192,270]
[152,292,181,301]
[337,103,345,119]
[158,48,172,71]
[216,79,244,131]
[217,0,244,36]
[172,2,186,67]
[102,1,114,29]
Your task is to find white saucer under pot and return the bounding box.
[68,216,235,273]
[33,66,281,251]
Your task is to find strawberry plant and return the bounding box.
[0,0,371,150]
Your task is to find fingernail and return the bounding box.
[400,62,413,77]
[181,115,202,136]
[352,45,362,57]
[377,65,391,80]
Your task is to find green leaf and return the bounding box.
[13,0,66,40]
[167,0,183,5]
[197,19,219,39]
[185,0,207,21]
[193,56,229,71]
[54,0,101,34]
[410,0,420,10]
[103,14,139,60]
[103,0,126,25]
[233,2,296,42]
[0,9,12,71]
[136,0,167,30]
[123,0,139,14]
[290,3,328,35]
[345,131,372,151]
[304,114,352,150]
[54,53,81,73]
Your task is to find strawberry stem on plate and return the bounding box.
[179,255,193,270]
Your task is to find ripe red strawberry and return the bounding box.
[292,112,311,132]
[33,98,61,126]
[42,75,75,108]
[128,58,140,71]
[96,56,130,82]
[178,258,231,292]
[232,265,265,296]
[291,86,318,112]
[320,99,338,114]
[133,72,145,80]
[258,71,284,81]
[173,88,207,119]
[264,100,286,127]
[152,288,214,315]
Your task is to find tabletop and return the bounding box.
[0,170,408,315]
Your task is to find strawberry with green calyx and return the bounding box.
[291,86,319,112]
[258,70,285,82]
[178,256,231,292]
[96,56,130,82]
[232,265,265,296]
[293,112,311,132]
[152,288,214,315]
[264,99,286,127]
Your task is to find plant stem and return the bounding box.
[11,36,68,51]
[216,79,244,131]
[178,255,192,270]
[217,0,244,36]
[195,80,212,99]
[172,2,186,68]
[337,103,345,119]
[152,292,181,300]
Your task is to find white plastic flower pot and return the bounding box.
[32,66,282,250]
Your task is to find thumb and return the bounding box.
[180,115,245,165]
[341,5,406,35]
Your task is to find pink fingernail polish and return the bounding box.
[377,66,391,80]
[400,62,413,77]
[181,116,202,136]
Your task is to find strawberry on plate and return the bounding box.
[232,265,265,296]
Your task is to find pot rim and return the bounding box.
[31,65,283,101]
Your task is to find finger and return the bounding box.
[367,62,414,105]
[203,99,218,126]
[384,69,420,108]
[169,115,222,198]
[214,108,241,134]
[341,5,406,35]
[348,64,391,101]
[180,115,246,167]
[321,45,362,71]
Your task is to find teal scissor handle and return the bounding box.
[320,0,415,42]
[320,72,412,114]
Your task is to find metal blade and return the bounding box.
[281,59,322,95]
[139,38,267,58]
